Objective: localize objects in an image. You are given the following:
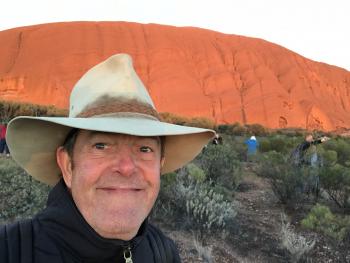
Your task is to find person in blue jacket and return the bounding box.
[245,135,259,159]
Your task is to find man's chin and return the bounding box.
[96,219,142,240]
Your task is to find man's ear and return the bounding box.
[160,157,165,168]
[56,146,73,189]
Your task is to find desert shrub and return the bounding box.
[160,112,215,129]
[271,135,295,153]
[0,100,67,122]
[185,184,236,234]
[0,158,50,224]
[216,122,270,136]
[186,163,206,182]
[301,204,350,241]
[319,164,350,209]
[258,139,272,153]
[153,165,236,237]
[319,149,338,166]
[151,171,180,219]
[152,167,198,220]
[231,122,248,136]
[217,123,248,136]
[193,237,213,263]
[275,128,307,137]
[257,151,308,206]
[184,116,215,129]
[220,135,247,162]
[195,143,242,191]
[217,124,233,135]
[322,138,350,166]
[245,123,269,136]
[259,135,296,154]
[280,214,315,263]
[159,112,188,125]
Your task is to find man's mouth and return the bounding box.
[97,187,143,192]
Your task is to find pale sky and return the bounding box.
[1,0,349,71]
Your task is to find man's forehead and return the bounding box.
[80,130,160,143]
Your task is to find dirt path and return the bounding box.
[229,168,289,262]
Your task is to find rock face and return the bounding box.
[0,21,350,131]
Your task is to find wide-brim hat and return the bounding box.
[7,54,215,185]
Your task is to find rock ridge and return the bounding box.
[0,21,349,131]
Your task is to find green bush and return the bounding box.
[301,204,350,241]
[0,158,50,224]
[153,164,236,236]
[184,116,215,129]
[319,164,350,209]
[322,138,350,166]
[245,123,269,136]
[195,143,241,191]
[231,122,248,136]
[258,139,272,153]
[159,112,215,129]
[257,151,308,205]
[259,135,296,154]
[275,127,307,137]
[186,185,236,234]
[320,149,338,166]
[270,135,294,153]
[186,163,206,182]
[218,135,247,162]
[159,112,188,125]
[217,124,233,135]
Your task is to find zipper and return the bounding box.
[123,245,133,263]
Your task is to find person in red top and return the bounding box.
[0,123,10,156]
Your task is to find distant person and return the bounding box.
[245,135,259,156]
[212,134,223,145]
[0,123,9,157]
[290,134,330,200]
[290,134,330,167]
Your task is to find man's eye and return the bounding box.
[94,143,106,150]
[140,146,153,153]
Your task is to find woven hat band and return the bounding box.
[75,98,160,120]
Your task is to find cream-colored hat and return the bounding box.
[7,54,215,185]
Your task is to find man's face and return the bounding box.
[56,130,162,240]
[306,135,314,142]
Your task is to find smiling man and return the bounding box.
[0,54,215,263]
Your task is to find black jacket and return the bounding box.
[0,180,181,263]
[290,138,323,166]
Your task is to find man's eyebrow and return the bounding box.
[86,131,160,144]
[136,136,161,145]
[86,131,109,139]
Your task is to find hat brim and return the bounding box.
[7,116,215,185]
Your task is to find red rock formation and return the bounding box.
[0,21,349,131]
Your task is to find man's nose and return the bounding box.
[112,146,136,176]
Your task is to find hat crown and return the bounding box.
[69,54,156,118]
